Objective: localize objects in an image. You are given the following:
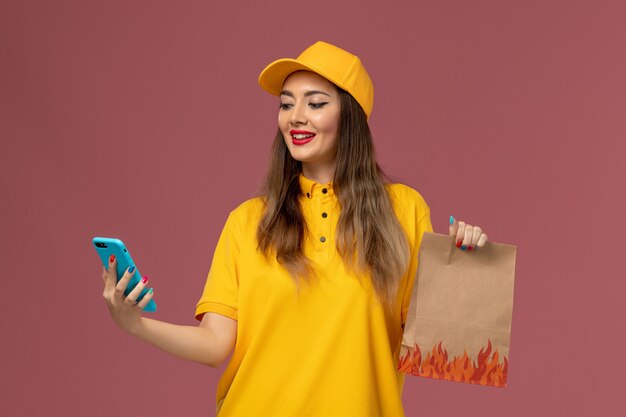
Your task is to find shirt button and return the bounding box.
[320,236,326,243]
[321,212,328,218]
[322,188,328,194]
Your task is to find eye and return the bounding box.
[309,102,328,109]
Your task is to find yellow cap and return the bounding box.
[258,41,374,118]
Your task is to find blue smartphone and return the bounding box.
[92,237,157,312]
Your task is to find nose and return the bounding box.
[289,102,307,126]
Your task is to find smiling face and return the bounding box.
[278,71,341,183]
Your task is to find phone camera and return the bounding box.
[95,242,108,248]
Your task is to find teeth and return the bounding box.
[293,133,314,139]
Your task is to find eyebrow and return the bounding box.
[280,90,331,98]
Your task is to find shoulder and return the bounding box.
[230,196,266,217]
[385,183,431,223]
[386,183,430,211]
[225,196,266,231]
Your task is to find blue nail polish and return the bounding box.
[450,215,455,225]
[461,245,467,250]
[129,265,135,273]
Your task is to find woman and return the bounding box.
[101,41,488,416]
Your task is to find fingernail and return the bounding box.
[468,246,474,251]
[128,265,135,273]
[461,245,467,250]
[148,288,154,295]
[456,240,463,248]
[450,215,455,225]
[109,255,115,263]
[141,276,149,284]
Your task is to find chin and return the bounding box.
[289,154,311,163]
[286,148,312,162]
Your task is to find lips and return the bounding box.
[290,130,316,146]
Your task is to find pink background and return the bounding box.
[1,0,624,416]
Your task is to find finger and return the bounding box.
[461,225,473,250]
[136,287,154,311]
[468,226,483,250]
[125,276,149,305]
[115,264,137,297]
[103,255,118,292]
[477,233,488,248]
[449,215,458,237]
[455,221,466,248]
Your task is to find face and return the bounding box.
[278,71,341,178]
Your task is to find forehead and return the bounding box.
[281,71,337,95]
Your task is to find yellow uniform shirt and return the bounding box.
[196,175,432,416]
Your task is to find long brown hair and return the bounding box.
[257,86,410,310]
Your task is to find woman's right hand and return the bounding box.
[101,255,154,335]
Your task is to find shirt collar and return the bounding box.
[299,174,334,199]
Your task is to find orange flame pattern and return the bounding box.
[398,340,508,387]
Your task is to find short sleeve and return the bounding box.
[195,212,241,321]
[400,198,433,327]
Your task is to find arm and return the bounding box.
[101,257,237,368]
[133,313,236,367]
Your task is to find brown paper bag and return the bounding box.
[398,232,516,387]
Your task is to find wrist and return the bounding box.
[125,315,146,337]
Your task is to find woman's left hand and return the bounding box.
[449,215,488,251]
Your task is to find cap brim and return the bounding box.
[258,58,327,96]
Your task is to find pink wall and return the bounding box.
[1,0,624,415]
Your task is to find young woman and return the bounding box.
[101,41,488,416]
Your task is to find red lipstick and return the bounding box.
[290,129,316,146]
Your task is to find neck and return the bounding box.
[302,161,335,184]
